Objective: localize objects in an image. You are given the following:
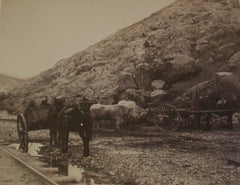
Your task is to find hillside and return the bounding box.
[4,0,240,111]
[0,74,24,93]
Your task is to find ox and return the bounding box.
[90,100,148,131]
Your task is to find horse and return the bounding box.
[48,98,65,146]
[57,102,93,157]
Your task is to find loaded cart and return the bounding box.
[151,101,238,132]
[16,105,56,153]
[16,98,97,153]
[151,75,240,132]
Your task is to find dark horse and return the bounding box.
[57,101,93,157]
[48,98,65,146]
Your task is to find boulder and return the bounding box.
[76,64,93,75]
[216,72,233,77]
[165,37,193,56]
[151,58,165,79]
[220,51,240,79]
[151,89,167,98]
[119,88,145,106]
[123,63,136,74]
[99,85,119,104]
[219,63,237,72]
[118,72,137,92]
[216,73,240,97]
[158,53,199,84]
[195,39,210,58]
[151,79,165,90]
[135,63,152,89]
[228,51,240,66]
[215,43,238,62]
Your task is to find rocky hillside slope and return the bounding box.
[0,74,24,93]
[4,0,240,111]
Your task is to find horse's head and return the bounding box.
[53,98,65,111]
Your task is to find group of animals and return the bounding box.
[27,98,148,157]
[24,92,239,157]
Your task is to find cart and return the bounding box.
[16,105,54,152]
[150,98,239,132]
[16,98,97,153]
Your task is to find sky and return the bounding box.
[0,0,175,79]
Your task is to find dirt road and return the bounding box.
[1,120,240,185]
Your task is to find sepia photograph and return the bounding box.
[0,0,240,184]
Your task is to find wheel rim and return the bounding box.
[153,103,180,132]
[17,117,23,140]
[17,114,28,153]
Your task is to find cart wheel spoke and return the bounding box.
[153,103,180,132]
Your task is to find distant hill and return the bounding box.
[4,0,240,111]
[0,74,24,92]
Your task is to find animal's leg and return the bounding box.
[96,120,100,131]
[59,113,70,151]
[182,115,190,128]
[51,129,57,145]
[185,117,189,128]
[227,113,233,130]
[88,121,93,141]
[83,140,90,157]
[81,132,90,157]
[205,113,211,130]
[54,130,58,145]
[115,118,120,131]
[49,129,53,145]
[92,119,100,131]
[49,127,57,146]
[79,129,90,157]
[61,130,69,153]
[57,129,62,148]
[188,115,195,128]
[195,114,201,129]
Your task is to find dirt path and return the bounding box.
[1,120,240,185]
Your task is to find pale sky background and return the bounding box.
[0,0,175,79]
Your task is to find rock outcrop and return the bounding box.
[3,0,240,111]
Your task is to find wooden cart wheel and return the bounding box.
[17,114,29,153]
[153,103,180,132]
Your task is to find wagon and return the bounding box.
[16,105,54,153]
[150,98,239,132]
[149,75,240,132]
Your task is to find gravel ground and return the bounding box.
[1,120,240,185]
